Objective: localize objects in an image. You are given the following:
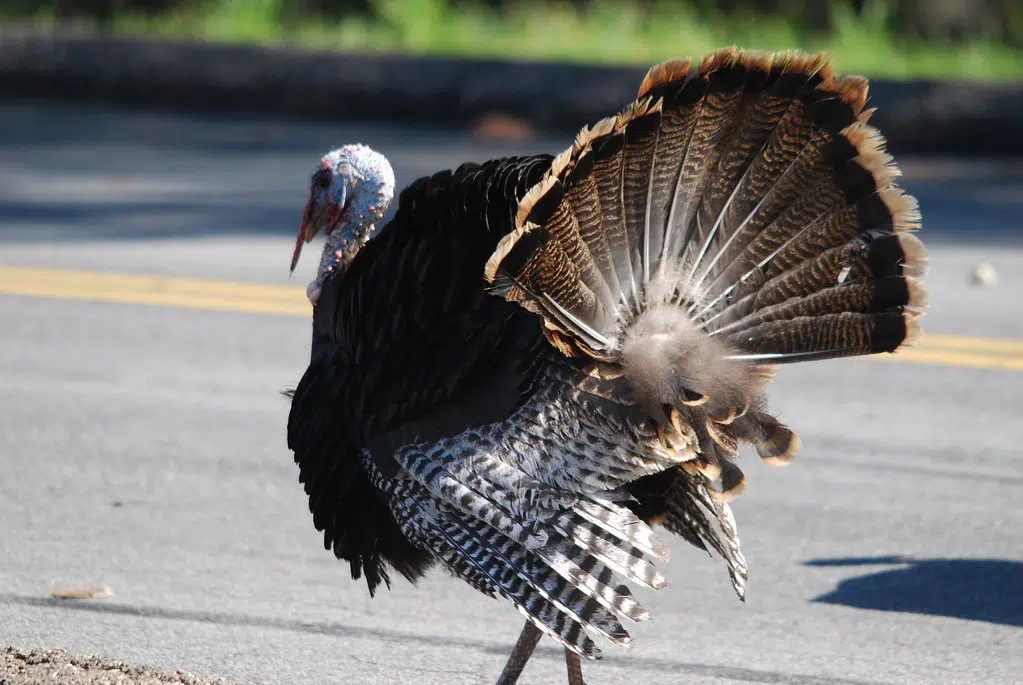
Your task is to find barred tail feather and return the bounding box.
[390,490,608,656]
[483,47,927,568]
[372,438,672,657]
[484,48,925,365]
[556,510,668,591]
[389,488,671,656]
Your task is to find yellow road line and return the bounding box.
[1,266,1020,372]
[0,266,311,317]
[917,333,1023,355]
[881,348,1023,372]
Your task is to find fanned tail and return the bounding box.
[484,47,928,577]
[484,48,925,361]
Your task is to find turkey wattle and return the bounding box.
[286,48,928,685]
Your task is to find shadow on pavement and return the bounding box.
[0,103,1021,246]
[0,200,302,243]
[1,593,885,685]
[805,555,1023,627]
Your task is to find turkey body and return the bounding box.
[288,156,703,655]
[288,156,552,593]
[286,47,927,667]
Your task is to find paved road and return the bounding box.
[0,103,1021,685]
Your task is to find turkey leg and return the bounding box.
[565,649,586,685]
[494,620,543,685]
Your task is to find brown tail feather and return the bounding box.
[724,310,923,362]
[702,230,926,332]
[485,47,926,361]
[712,275,926,340]
[483,47,928,579]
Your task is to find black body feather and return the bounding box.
[287,157,553,593]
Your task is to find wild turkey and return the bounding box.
[286,48,927,684]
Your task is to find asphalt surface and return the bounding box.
[1,102,1021,685]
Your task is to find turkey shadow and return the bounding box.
[805,556,1023,627]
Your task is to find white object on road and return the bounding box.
[970,262,998,287]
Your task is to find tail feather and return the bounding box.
[484,47,928,571]
[588,118,637,309]
[392,492,607,656]
[713,275,926,340]
[564,145,620,308]
[665,57,750,278]
[701,230,926,332]
[538,534,650,623]
[725,310,922,362]
[683,56,824,290]
[384,468,670,656]
[621,103,662,285]
[684,68,843,294]
[485,48,926,363]
[693,134,855,305]
[640,59,700,279]
[759,187,921,285]
[557,510,668,591]
[533,154,612,326]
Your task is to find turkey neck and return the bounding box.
[315,187,390,285]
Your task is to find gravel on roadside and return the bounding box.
[1,647,240,685]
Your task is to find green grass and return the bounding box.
[14,0,1023,81]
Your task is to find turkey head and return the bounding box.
[291,144,396,305]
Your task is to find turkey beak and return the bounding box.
[291,194,343,274]
[291,197,317,274]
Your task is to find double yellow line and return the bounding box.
[1,266,1020,372]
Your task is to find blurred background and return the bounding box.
[2,0,1021,79]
